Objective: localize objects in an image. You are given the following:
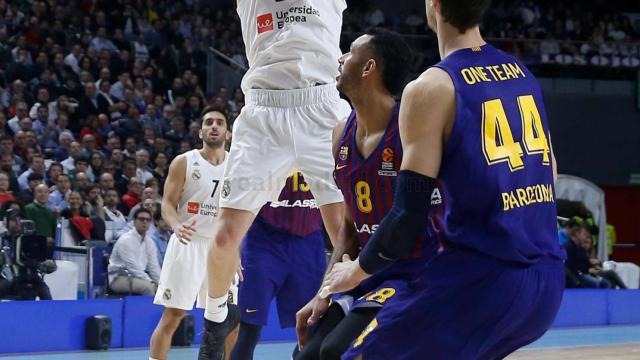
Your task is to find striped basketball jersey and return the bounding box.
[176,149,226,241]
[432,44,564,264]
[334,105,429,258]
[257,173,321,237]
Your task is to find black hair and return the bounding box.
[200,105,230,130]
[133,207,152,220]
[366,28,413,95]
[440,0,492,33]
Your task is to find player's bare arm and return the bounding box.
[161,154,196,244]
[322,68,456,295]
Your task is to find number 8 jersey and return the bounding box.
[177,149,227,242]
[334,105,431,259]
[433,44,564,264]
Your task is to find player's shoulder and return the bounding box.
[404,67,455,99]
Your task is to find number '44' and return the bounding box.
[482,95,550,171]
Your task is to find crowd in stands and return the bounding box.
[0,0,245,292]
[0,0,636,296]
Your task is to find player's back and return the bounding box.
[257,172,321,237]
[433,44,563,264]
[236,0,346,91]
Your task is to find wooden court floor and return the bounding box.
[508,343,640,359]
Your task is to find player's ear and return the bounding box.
[198,128,203,140]
[362,59,376,78]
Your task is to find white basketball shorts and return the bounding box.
[219,83,352,214]
[153,234,238,310]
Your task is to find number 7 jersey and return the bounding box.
[433,44,564,264]
[177,149,227,242]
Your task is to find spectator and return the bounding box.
[61,141,83,173]
[16,173,44,211]
[17,153,46,190]
[48,174,71,214]
[99,173,115,194]
[563,218,612,288]
[135,149,153,184]
[127,187,156,221]
[0,172,16,205]
[104,189,128,236]
[116,159,137,195]
[149,210,172,266]
[121,176,143,213]
[107,208,161,295]
[24,184,56,247]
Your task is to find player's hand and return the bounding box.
[295,295,330,349]
[235,262,244,283]
[320,254,369,299]
[173,220,197,244]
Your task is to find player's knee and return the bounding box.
[213,226,241,250]
[161,309,185,330]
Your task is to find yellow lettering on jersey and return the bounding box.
[462,63,526,85]
[502,183,555,212]
[508,63,526,78]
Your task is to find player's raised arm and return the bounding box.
[161,155,195,244]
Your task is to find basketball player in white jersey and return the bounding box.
[200,0,351,358]
[149,106,237,360]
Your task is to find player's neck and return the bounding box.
[352,92,396,136]
[199,146,225,166]
[437,24,485,60]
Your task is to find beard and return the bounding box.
[203,137,225,149]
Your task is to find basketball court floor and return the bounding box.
[1,325,639,359]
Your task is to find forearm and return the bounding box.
[161,200,181,230]
[359,170,435,274]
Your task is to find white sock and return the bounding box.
[149,357,161,360]
[204,294,228,323]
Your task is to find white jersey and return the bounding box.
[177,149,226,240]
[237,0,347,92]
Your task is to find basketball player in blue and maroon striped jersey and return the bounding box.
[231,173,325,360]
[294,29,437,360]
[323,1,565,359]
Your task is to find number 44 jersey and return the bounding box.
[177,149,228,241]
[433,44,564,264]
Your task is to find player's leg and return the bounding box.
[152,235,208,359]
[201,102,292,359]
[149,308,186,360]
[224,324,240,360]
[293,87,351,245]
[318,307,378,360]
[295,304,346,360]
[231,222,289,360]
[230,322,262,360]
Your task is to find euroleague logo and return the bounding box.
[257,13,274,34]
[382,148,394,163]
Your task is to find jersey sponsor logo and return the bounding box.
[430,188,442,205]
[192,169,201,181]
[339,146,349,161]
[274,6,321,29]
[222,180,231,199]
[355,222,378,234]
[187,202,200,214]
[269,199,318,209]
[257,13,274,34]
